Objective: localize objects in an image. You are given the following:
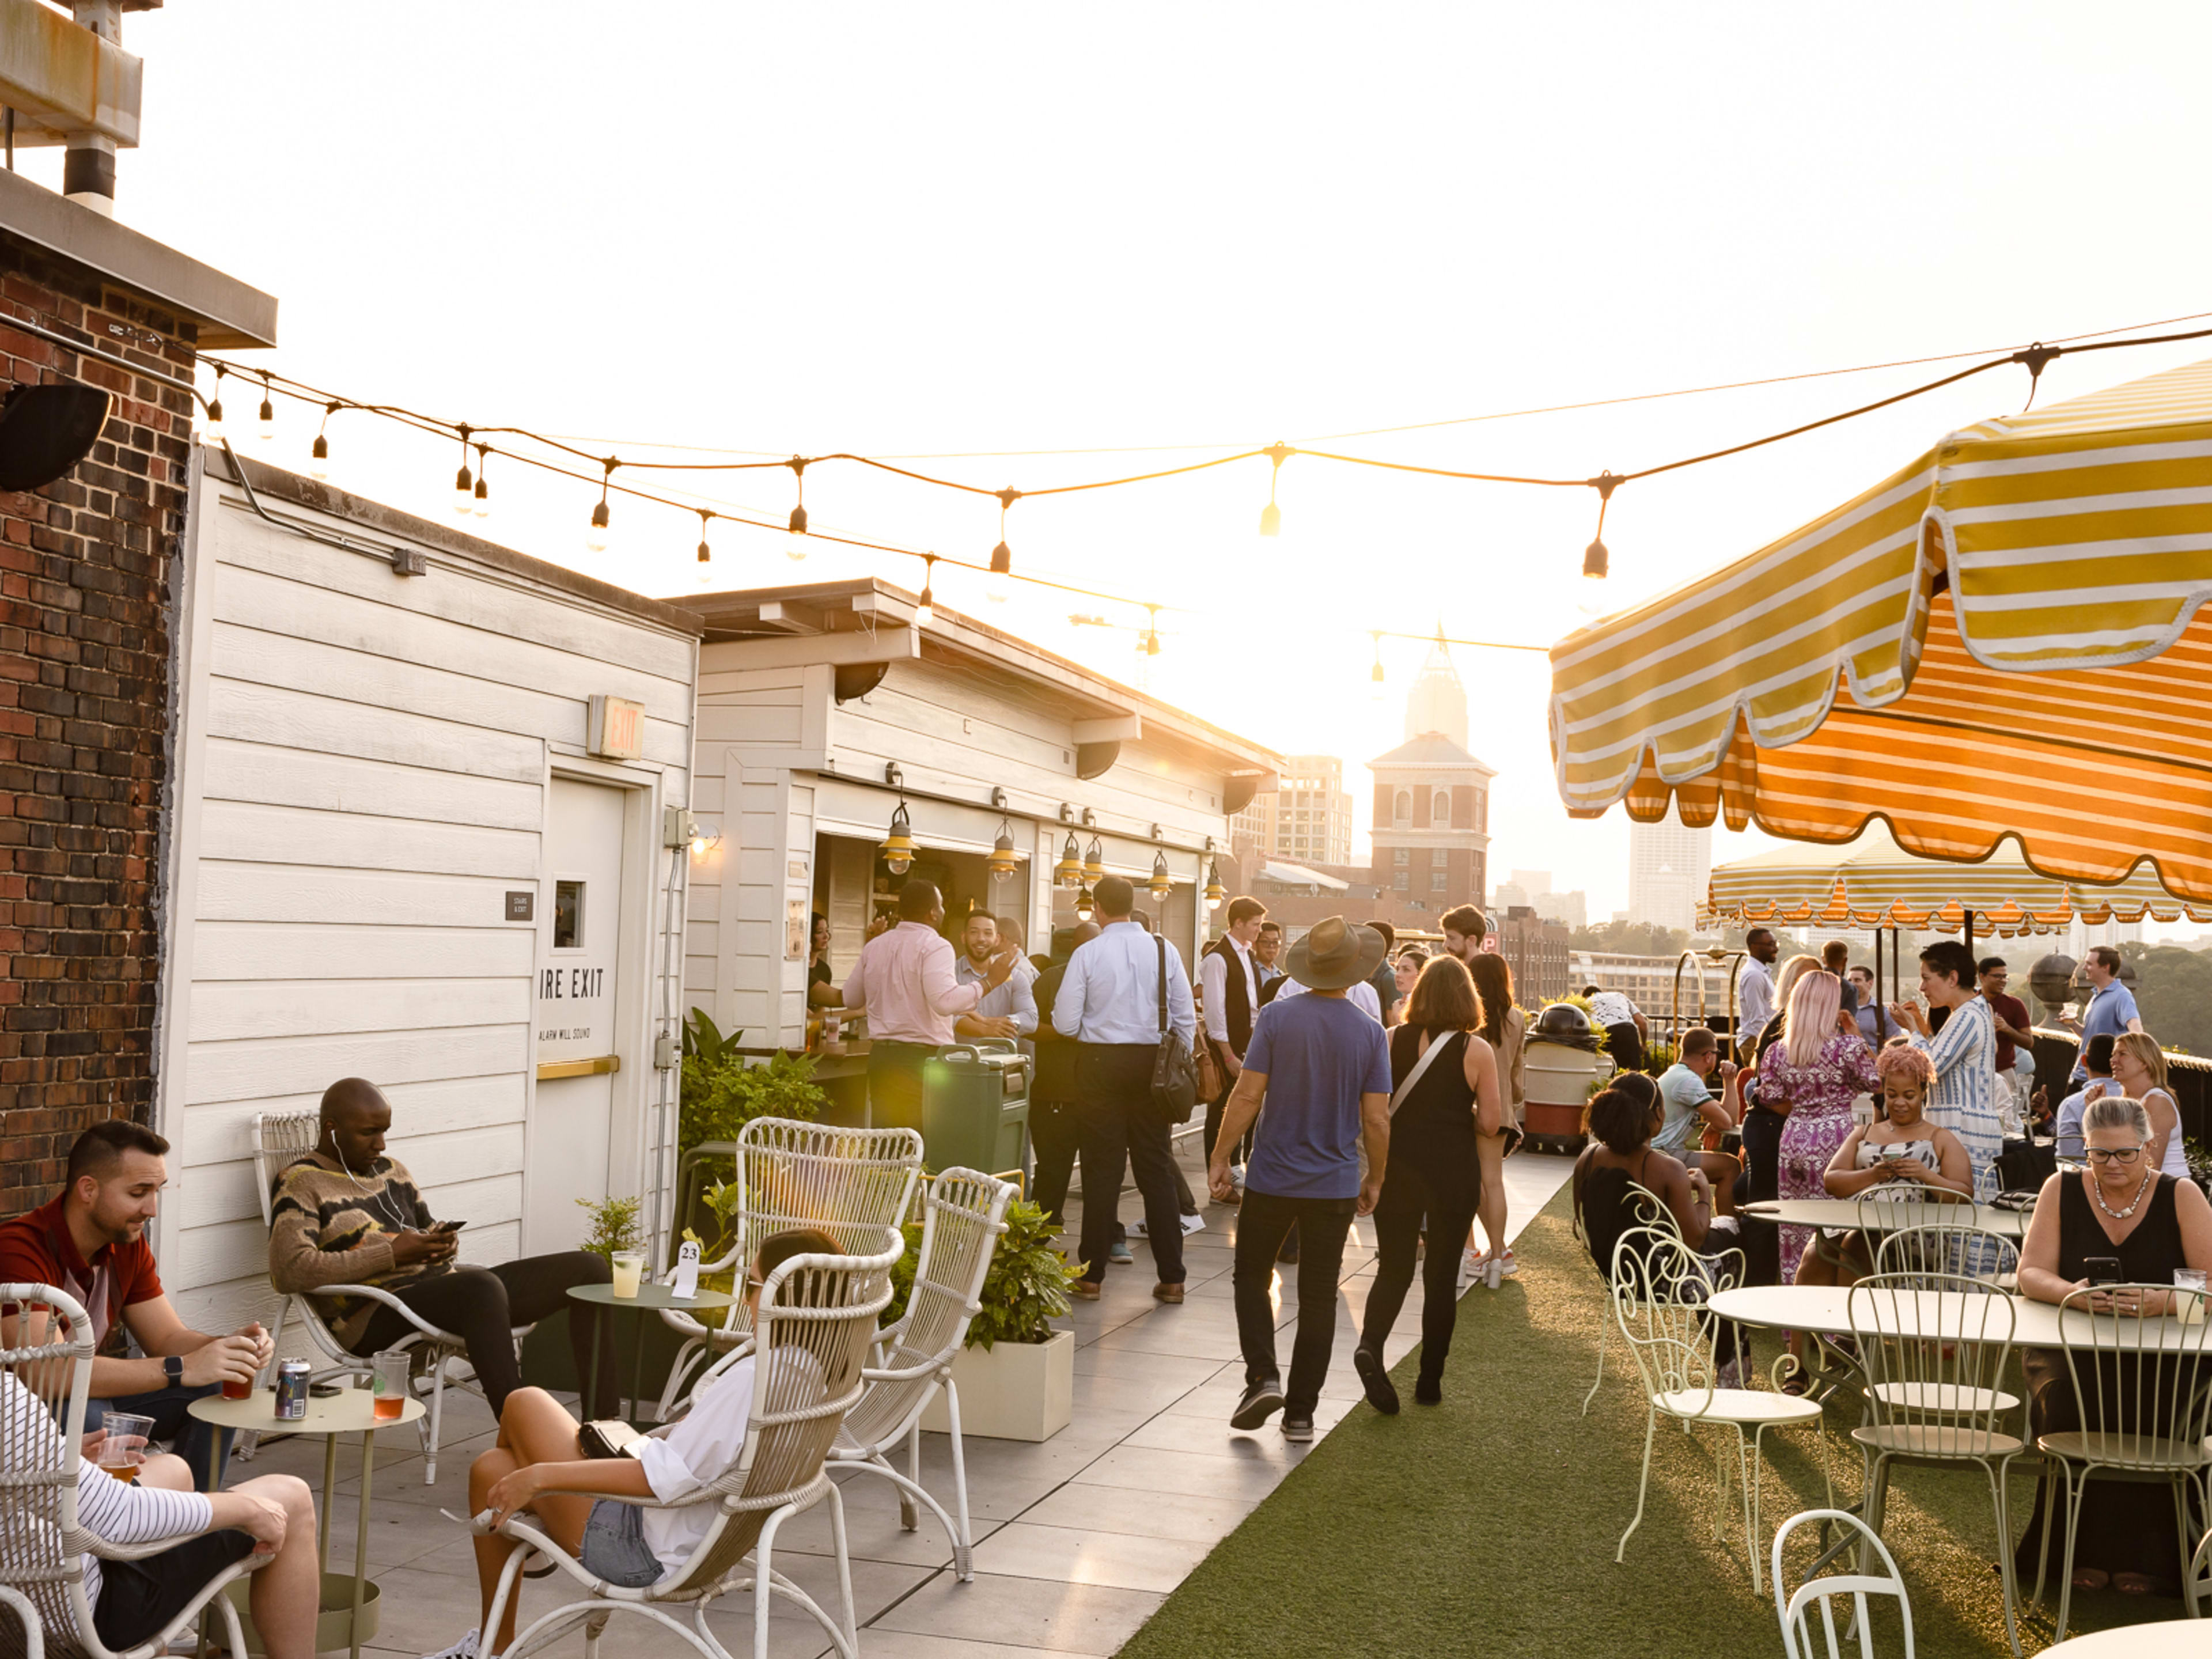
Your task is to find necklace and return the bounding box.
[2090,1166,2154,1222]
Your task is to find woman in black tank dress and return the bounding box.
[1353,956,1501,1414]
[2014,1095,2212,1597]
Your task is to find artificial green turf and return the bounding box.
[1118,1183,2164,1659]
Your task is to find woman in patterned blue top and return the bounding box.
[1887,939,2002,1201]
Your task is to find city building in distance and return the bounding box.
[1628,812,1713,933]
[1231,753,1355,867]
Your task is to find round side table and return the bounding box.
[566,1280,736,1425]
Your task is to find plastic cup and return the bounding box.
[610,1251,646,1299]
[2176,1268,2208,1325]
[96,1411,154,1481]
[370,1349,411,1421]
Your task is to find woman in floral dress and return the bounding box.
[1757,968,1880,1283]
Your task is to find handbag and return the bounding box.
[1194,1029,1227,1103]
[1149,935,1202,1123]
[578,1419,647,1460]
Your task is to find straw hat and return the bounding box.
[1285,916,1387,991]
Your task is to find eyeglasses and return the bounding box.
[2086,1146,2146,1164]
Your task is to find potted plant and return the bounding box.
[888,1198,1077,1442]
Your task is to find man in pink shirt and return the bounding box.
[825,880,1018,1131]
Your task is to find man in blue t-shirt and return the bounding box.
[1208,916,1391,1445]
[2061,945,2141,1084]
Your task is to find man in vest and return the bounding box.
[1198,897,1267,1204]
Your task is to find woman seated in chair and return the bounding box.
[425,1228,840,1659]
[0,1368,321,1659]
[1809,1044,1974,1288]
[2013,1095,2212,1600]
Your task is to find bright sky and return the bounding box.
[41,2,2212,917]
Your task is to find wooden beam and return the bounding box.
[699,627,919,671]
[1072,713,1141,744]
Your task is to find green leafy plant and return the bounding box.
[880,1197,1074,1350]
[681,1007,745,1064]
[575,1193,642,1263]
[680,1046,824,1160]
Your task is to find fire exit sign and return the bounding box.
[587,694,645,760]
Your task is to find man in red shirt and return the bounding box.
[1978,957,2036,1138]
[0,1120,270,1487]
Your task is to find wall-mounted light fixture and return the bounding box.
[884,763,904,788]
[991,787,1009,809]
[1075,882,1095,922]
[1204,861,1225,911]
[1082,837,1106,882]
[881,801,917,876]
[1081,807,1097,828]
[988,820,1020,881]
[688,821,724,858]
[1054,832,1084,886]
[1059,802,1075,824]
[1149,851,1172,900]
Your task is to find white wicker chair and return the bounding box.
[0,1285,267,1659]
[253,1110,531,1483]
[827,1168,1014,1581]
[1610,1226,1830,1597]
[657,1118,923,1419]
[479,1241,901,1659]
[1772,1508,1915,1659]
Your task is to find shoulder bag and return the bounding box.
[1149,935,1201,1123]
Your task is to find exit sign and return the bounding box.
[588,695,645,760]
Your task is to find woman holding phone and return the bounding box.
[2013,1095,2212,1597]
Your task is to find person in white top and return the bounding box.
[1274,972,1382,1022]
[2099,1032,2192,1181]
[1736,929,1778,1058]
[1198,897,1268,1186]
[435,1229,840,1659]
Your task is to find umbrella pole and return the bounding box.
[1965,908,1975,961]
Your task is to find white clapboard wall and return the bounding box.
[689,642,1247,1047]
[159,450,700,1335]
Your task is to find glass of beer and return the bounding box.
[370,1350,411,1422]
[96,1412,155,1481]
[610,1251,646,1299]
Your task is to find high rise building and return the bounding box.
[1231,755,1354,868]
[1369,638,1494,910]
[1627,812,1714,933]
[1403,632,1468,748]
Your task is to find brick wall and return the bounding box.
[0,228,196,1210]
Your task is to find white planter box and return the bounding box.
[919,1328,1073,1442]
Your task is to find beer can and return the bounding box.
[275,1358,310,1421]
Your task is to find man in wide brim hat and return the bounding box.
[1283,916,1388,992]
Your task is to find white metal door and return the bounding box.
[528,777,628,1252]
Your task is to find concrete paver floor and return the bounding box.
[236,1143,1576,1657]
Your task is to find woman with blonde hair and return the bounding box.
[2097,1031,2189,1180]
[1756,968,1881,1286]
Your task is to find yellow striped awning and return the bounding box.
[1700,823,2212,935]
[1549,357,2212,903]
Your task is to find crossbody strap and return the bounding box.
[1156,935,1169,1037]
[1389,1028,1453,1118]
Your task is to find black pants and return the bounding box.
[94,1529,256,1651]
[355,1252,615,1418]
[1075,1043,1185,1285]
[1234,1188,1355,1414]
[1605,1021,1645,1075]
[868,1039,935,1134]
[1736,1105,1785,1286]
[1361,1162,1479,1382]
[85,1384,228,1491]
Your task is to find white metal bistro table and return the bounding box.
[189,1386,425,1659]
[1737,1198,2029,1238]
[1710,1283,2209,1352]
[2043,1619,2202,1654]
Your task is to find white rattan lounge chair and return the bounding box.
[827,1167,1014,1581]
[0,1284,267,1659]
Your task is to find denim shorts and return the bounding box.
[579,1498,662,1588]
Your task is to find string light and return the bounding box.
[204,363,226,432]
[453,425,475,515]
[1584,472,1619,580]
[1137,603,1161,656]
[785,456,808,560]
[915,555,935,627]
[696,508,713,565]
[990,487,1017,589]
[472,443,490,517]
[256,372,275,441]
[1259,441,1291,536]
[586,456,616,553]
[310,400,338,480]
[1370,632,1385,683]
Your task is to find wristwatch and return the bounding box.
[163,1354,183,1385]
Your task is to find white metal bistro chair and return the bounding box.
[1611,1226,1831,1597]
[1581,1177,1745,1415]
[2032,1281,2212,1643]
[657,1118,923,1419]
[478,1241,901,1659]
[827,1167,1014,1581]
[1845,1272,2026,1656]
[253,1109,529,1483]
[1870,1224,2020,1287]
[0,1285,267,1659]
[1772,1508,1915,1659]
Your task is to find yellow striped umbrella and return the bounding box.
[1700,823,2212,935]
[1550,357,2212,903]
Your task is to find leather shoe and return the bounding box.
[1152,1282,1185,1304]
[1070,1280,1101,1300]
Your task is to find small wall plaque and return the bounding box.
[506,891,535,922]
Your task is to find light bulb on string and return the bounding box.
[309,400,338,480]
[988,487,1018,593]
[452,425,475,516]
[1138,603,1162,657]
[256,372,275,442]
[696,509,713,566]
[203,363,226,435]
[1584,471,1620,580]
[471,444,490,517]
[1259,442,1292,537]
[915,555,935,627]
[585,456,616,554]
[785,456,809,560]
[1074,882,1094,923]
[1370,632,1385,684]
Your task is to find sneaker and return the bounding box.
[1230,1378,1285,1430]
[1179,1212,1207,1236]
[1107,1239,1134,1264]
[1494,1249,1519,1278]
[1353,1346,1399,1415]
[1281,1411,1315,1442]
[422,1631,479,1659]
[1461,1248,1486,1286]
[1130,1218,1147,1237]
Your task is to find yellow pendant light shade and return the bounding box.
[880,801,917,876]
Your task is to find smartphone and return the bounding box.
[433,1219,467,1234]
[2085,1256,2123,1287]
